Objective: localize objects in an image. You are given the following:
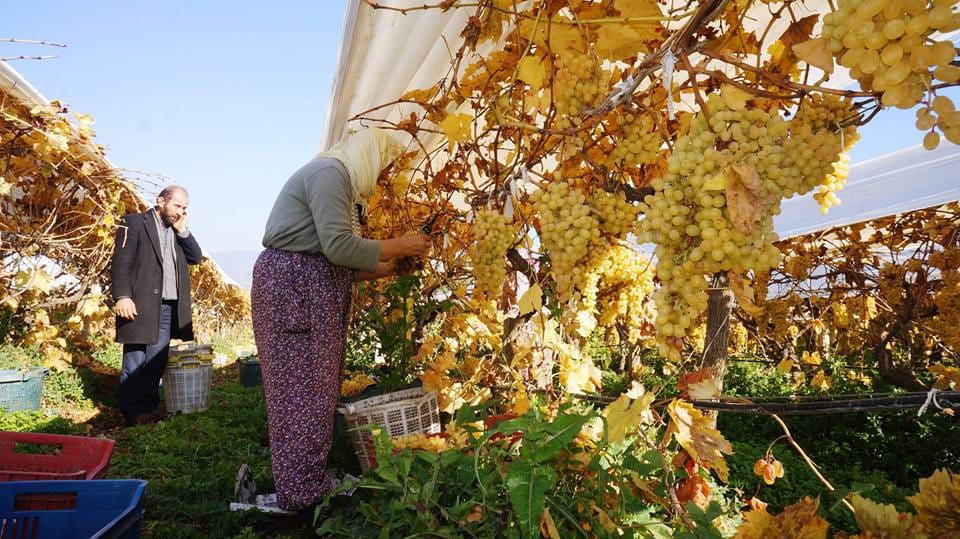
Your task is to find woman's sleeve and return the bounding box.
[304,167,381,271]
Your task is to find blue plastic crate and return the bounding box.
[0,479,147,539]
[0,368,46,412]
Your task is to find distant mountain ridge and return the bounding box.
[209,250,260,290]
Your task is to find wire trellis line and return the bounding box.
[690,391,960,415]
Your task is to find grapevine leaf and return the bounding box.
[595,23,656,62]
[517,56,546,90]
[929,364,960,390]
[733,497,829,539]
[908,468,960,534]
[729,272,765,317]
[603,391,654,443]
[439,113,473,143]
[518,283,543,315]
[540,507,561,539]
[687,378,720,400]
[793,38,834,74]
[725,163,776,235]
[851,494,921,537]
[666,400,733,482]
[779,15,819,47]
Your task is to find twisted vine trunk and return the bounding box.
[703,272,732,424]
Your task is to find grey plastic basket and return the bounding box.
[162,357,212,414]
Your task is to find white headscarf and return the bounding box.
[317,128,403,205]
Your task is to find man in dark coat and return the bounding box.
[111,185,203,426]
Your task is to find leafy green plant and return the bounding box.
[349,275,453,394]
[0,344,42,370]
[317,402,737,538]
[0,410,84,434]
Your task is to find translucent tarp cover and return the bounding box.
[323,1,960,237]
[774,143,960,239]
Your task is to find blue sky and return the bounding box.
[5,1,347,254]
[3,2,950,255]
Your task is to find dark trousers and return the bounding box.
[119,301,175,420]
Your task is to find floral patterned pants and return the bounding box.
[251,248,352,510]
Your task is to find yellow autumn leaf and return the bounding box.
[614,0,660,17]
[560,355,602,394]
[734,497,829,539]
[851,494,920,538]
[603,391,654,443]
[77,294,104,317]
[908,468,960,534]
[0,178,10,196]
[518,17,585,54]
[793,38,834,74]
[16,269,55,294]
[810,370,832,392]
[776,358,794,373]
[801,351,822,365]
[666,400,734,482]
[28,311,49,330]
[518,283,543,315]
[595,23,655,62]
[576,310,596,337]
[687,378,720,400]
[517,56,546,90]
[929,364,960,390]
[721,85,752,112]
[811,319,826,335]
[439,113,473,143]
[729,272,765,317]
[401,84,441,103]
[725,163,775,235]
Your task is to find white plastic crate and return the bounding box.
[337,387,440,471]
[163,356,212,414]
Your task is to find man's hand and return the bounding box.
[115,298,138,320]
[172,212,189,234]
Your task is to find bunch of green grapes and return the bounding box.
[784,94,860,213]
[638,87,856,360]
[553,53,605,130]
[590,188,640,238]
[821,0,960,140]
[916,95,960,148]
[590,244,654,331]
[611,112,662,166]
[814,153,850,213]
[468,209,516,300]
[530,181,600,302]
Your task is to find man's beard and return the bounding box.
[157,207,177,226]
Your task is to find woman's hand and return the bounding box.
[374,260,396,278]
[355,260,396,282]
[379,234,431,260]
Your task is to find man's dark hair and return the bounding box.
[158,185,188,200]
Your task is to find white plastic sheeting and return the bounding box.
[321,1,960,237]
[774,143,960,239]
[321,0,853,151]
[320,2,474,151]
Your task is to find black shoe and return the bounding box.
[297,504,320,526]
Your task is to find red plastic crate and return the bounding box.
[0,432,115,483]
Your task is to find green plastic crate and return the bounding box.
[0,368,46,412]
